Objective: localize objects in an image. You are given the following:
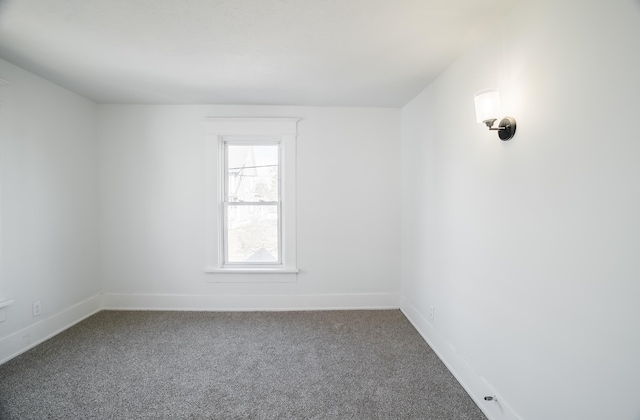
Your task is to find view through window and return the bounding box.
[224,141,281,264]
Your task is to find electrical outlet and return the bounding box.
[32,301,41,317]
[429,306,436,321]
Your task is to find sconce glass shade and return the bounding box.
[474,89,501,124]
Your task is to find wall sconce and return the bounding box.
[474,88,516,141]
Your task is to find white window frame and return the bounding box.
[204,118,298,281]
[222,137,281,266]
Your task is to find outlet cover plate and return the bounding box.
[32,301,41,317]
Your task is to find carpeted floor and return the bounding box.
[0,310,487,419]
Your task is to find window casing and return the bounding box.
[204,118,298,279]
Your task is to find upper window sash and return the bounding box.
[222,137,281,205]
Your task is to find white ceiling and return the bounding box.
[0,0,519,107]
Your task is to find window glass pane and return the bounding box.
[227,144,279,203]
[226,204,279,263]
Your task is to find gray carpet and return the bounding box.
[0,310,487,419]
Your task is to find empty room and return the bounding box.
[0,0,639,419]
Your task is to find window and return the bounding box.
[204,118,298,279]
[223,139,280,264]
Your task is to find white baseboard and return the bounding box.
[0,294,102,365]
[400,296,522,420]
[102,292,400,311]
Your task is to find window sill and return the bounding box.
[205,267,299,274]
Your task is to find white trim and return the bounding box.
[102,292,400,311]
[400,296,522,420]
[205,268,299,274]
[0,294,102,365]
[204,118,298,276]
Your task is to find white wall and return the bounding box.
[98,105,401,309]
[0,58,101,363]
[400,1,640,420]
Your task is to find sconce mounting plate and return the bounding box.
[498,117,516,141]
